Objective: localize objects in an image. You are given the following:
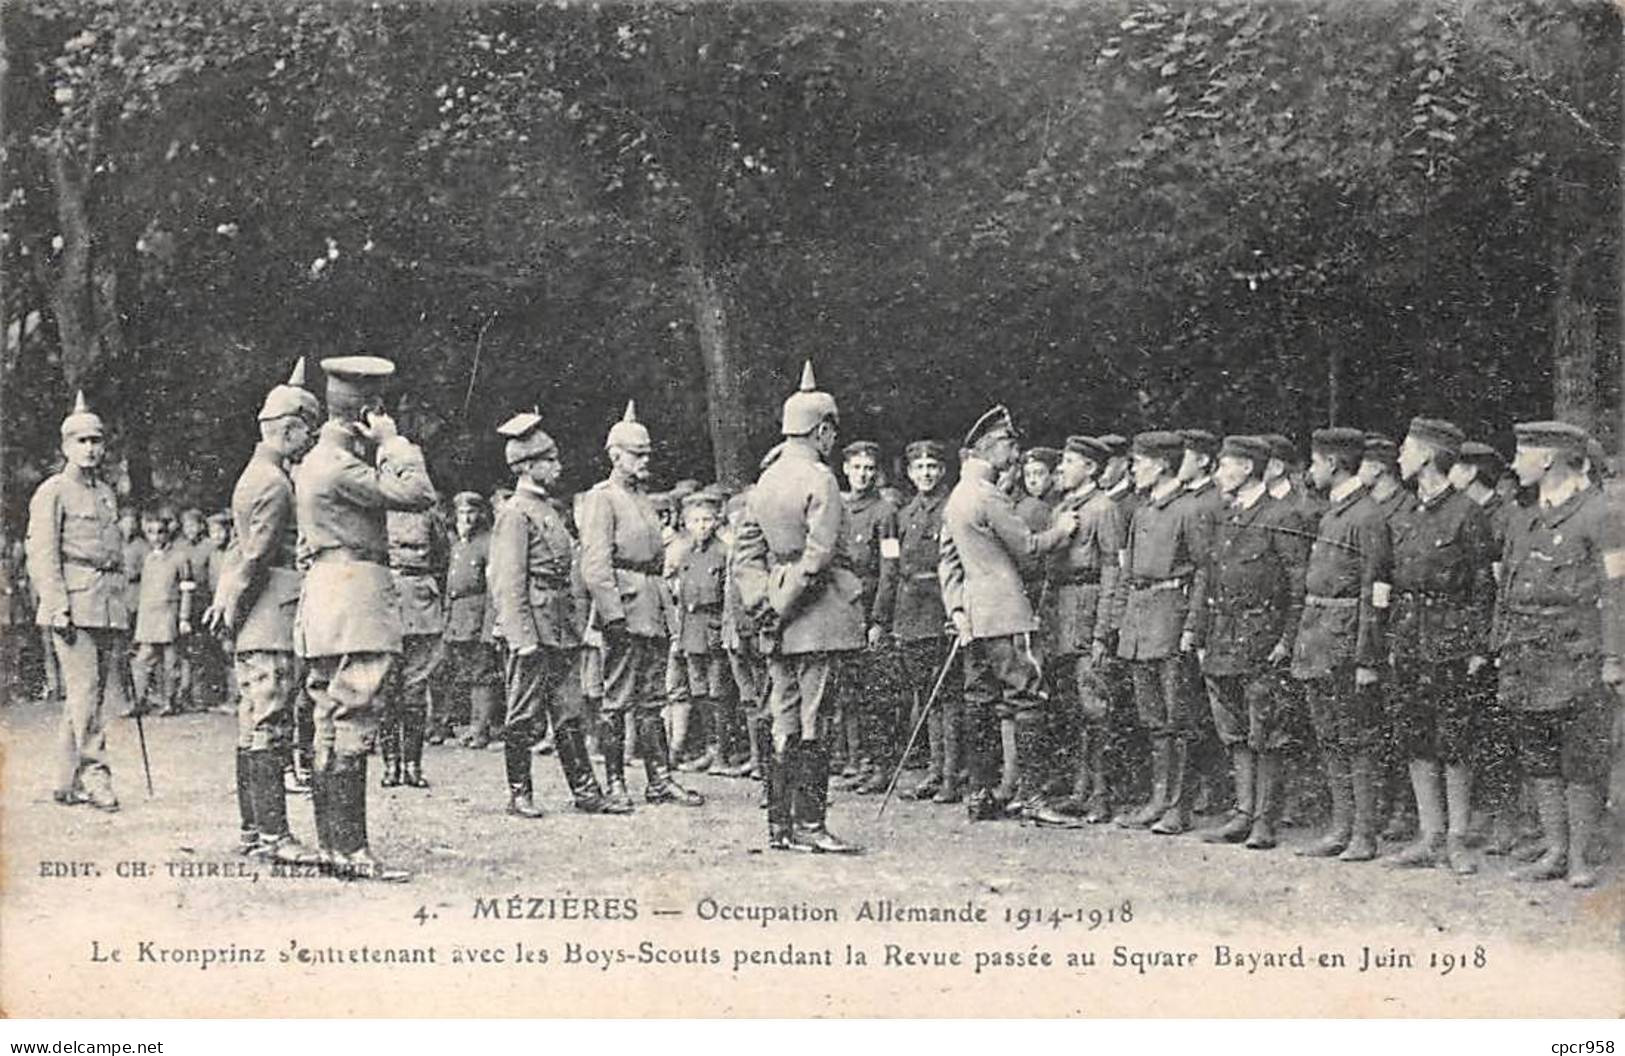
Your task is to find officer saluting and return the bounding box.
[733,362,865,853]
[204,359,324,864]
[294,356,437,881]
[27,392,128,812]
[578,401,704,808]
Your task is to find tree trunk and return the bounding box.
[1551,239,1600,432]
[45,138,99,392]
[679,207,750,489]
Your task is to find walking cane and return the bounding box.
[123,661,155,796]
[877,635,962,819]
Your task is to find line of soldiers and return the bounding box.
[25,356,1624,881]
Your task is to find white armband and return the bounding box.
[879,537,901,560]
[1604,549,1625,580]
[1371,582,1390,609]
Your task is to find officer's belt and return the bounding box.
[65,556,122,573]
[1394,589,1465,608]
[1304,594,1358,609]
[907,570,939,582]
[308,547,388,567]
[393,567,437,578]
[1504,602,1571,618]
[1050,568,1101,586]
[1128,575,1186,591]
[613,558,662,576]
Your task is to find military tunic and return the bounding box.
[26,464,128,796]
[386,508,449,723]
[1040,483,1124,723]
[443,530,500,726]
[676,536,729,700]
[579,476,669,713]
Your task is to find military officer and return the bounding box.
[382,478,448,789]
[1378,418,1495,875]
[203,359,323,864]
[1496,421,1624,888]
[873,439,961,803]
[27,392,128,811]
[733,362,866,852]
[1195,435,1308,849]
[1036,435,1124,825]
[489,412,623,818]
[1290,427,1393,863]
[838,439,900,794]
[578,401,703,808]
[294,356,437,882]
[1113,430,1211,835]
[939,406,1077,822]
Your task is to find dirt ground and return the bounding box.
[1,694,1619,1017]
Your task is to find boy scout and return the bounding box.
[1016,446,1060,607]
[674,490,737,774]
[1037,435,1123,825]
[579,401,703,808]
[204,359,323,864]
[382,493,449,789]
[1290,427,1393,863]
[1496,421,1624,888]
[1113,430,1211,836]
[27,392,129,811]
[1383,418,1494,874]
[838,440,900,794]
[294,356,437,882]
[443,492,501,747]
[131,506,197,717]
[873,439,961,803]
[721,488,770,784]
[733,362,866,853]
[939,407,1077,822]
[489,412,623,818]
[1196,435,1307,850]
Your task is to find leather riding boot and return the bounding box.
[1152,737,1193,835]
[1245,751,1282,849]
[309,756,336,865]
[1298,753,1353,857]
[286,747,312,794]
[1083,725,1112,823]
[1121,738,1170,829]
[1020,714,1079,828]
[766,739,795,850]
[504,740,543,818]
[1339,753,1379,861]
[935,697,963,803]
[791,739,861,854]
[379,719,402,788]
[1511,777,1570,882]
[465,685,498,748]
[235,748,259,853]
[1387,759,1446,869]
[1565,782,1600,889]
[252,751,321,865]
[599,714,634,812]
[1203,747,1256,843]
[904,707,944,801]
[332,754,409,882]
[639,711,704,806]
[996,716,1019,803]
[562,717,627,814]
[401,704,430,787]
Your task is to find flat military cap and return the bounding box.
[606,399,652,454]
[1405,417,1464,456]
[1458,440,1503,470]
[497,410,559,465]
[258,357,321,423]
[319,355,395,402]
[843,441,881,461]
[782,361,838,436]
[669,479,701,501]
[1064,435,1110,462]
[1132,430,1185,461]
[681,490,722,513]
[1220,434,1273,464]
[206,509,232,526]
[1179,429,1220,457]
[452,491,486,512]
[964,405,1018,449]
[1263,433,1300,466]
[1514,420,1590,455]
[59,390,105,440]
[1362,434,1398,462]
[1311,427,1367,459]
[1096,434,1130,459]
[1023,446,1061,469]
[905,439,949,463]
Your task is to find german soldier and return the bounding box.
[939,407,1077,822]
[294,356,436,881]
[1496,421,1624,888]
[203,359,323,864]
[1290,427,1393,863]
[733,362,865,852]
[1113,430,1211,836]
[579,401,704,808]
[838,440,901,794]
[27,392,128,811]
[1196,435,1308,849]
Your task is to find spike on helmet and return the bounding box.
[780,360,838,436]
[60,390,105,439]
[606,398,651,453]
[257,357,322,423]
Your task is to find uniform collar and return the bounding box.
[1416,474,1453,508]
[251,441,287,470]
[1328,476,1364,508]
[1105,477,1131,501]
[1267,477,1292,501]
[1149,477,1184,508]
[1067,480,1098,506]
[962,456,996,484]
[64,463,97,485]
[1185,475,1213,494]
[516,478,552,501]
[1234,480,1267,510]
[847,486,879,507]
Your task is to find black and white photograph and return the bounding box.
[0,0,1621,1025]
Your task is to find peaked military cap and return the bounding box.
[1179,428,1220,458]
[1362,433,1398,462]
[319,355,395,402]
[606,399,652,454]
[60,390,104,440]
[452,491,486,512]
[1405,417,1464,456]
[1311,427,1367,459]
[843,441,881,461]
[1513,420,1590,456]
[1096,434,1130,459]
[498,409,558,466]
[1263,433,1299,466]
[1064,435,1110,462]
[258,357,322,423]
[905,439,949,463]
[1457,440,1503,471]
[964,405,1018,449]
[1220,434,1272,465]
[681,489,722,513]
[1023,445,1061,469]
[781,361,839,436]
[1132,430,1185,461]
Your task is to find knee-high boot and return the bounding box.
[505,733,544,818]
[638,711,704,806]
[251,749,320,864]
[598,713,634,813]
[790,739,860,854]
[766,738,795,849]
[1121,737,1170,829]
[235,748,259,853]
[401,700,429,788]
[331,754,409,882]
[1298,753,1353,857]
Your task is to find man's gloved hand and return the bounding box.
[599,618,628,649]
[950,611,972,647]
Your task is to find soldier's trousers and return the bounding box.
[900,636,961,782]
[305,651,395,763]
[502,645,581,747]
[52,627,123,795]
[1204,670,1291,753]
[381,634,442,758]
[1511,697,1612,786]
[962,633,1045,792]
[1131,654,1196,739]
[443,638,500,728]
[767,651,844,749]
[602,634,667,714]
[846,643,902,764]
[1301,669,1381,755]
[235,650,297,752]
[1391,656,1473,765]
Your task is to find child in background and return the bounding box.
[175,506,211,709]
[203,510,237,712]
[132,507,196,716]
[675,490,735,774]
